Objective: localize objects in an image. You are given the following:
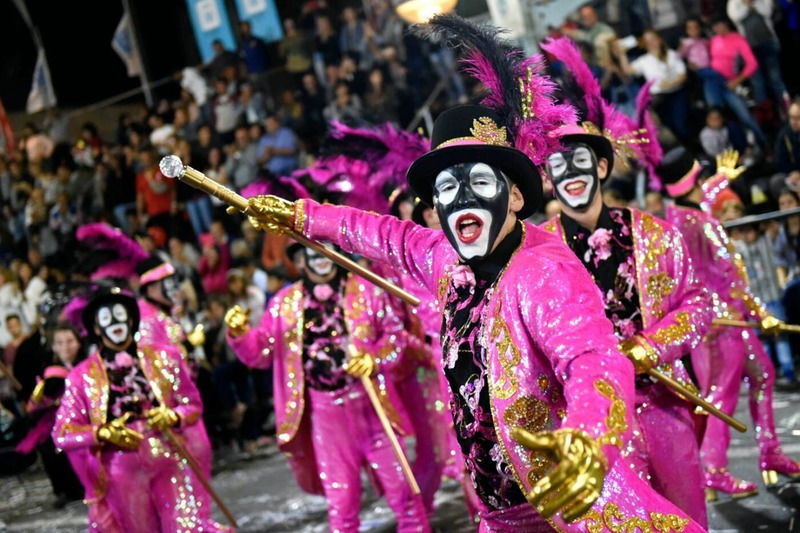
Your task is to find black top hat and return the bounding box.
[557,126,615,171]
[406,105,542,219]
[657,146,700,198]
[82,286,140,341]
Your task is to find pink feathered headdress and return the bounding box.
[76,223,149,282]
[541,36,653,169]
[415,14,576,165]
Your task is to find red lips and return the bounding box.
[455,213,484,243]
[564,179,587,197]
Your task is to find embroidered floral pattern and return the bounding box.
[103,349,156,420]
[302,279,352,391]
[563,207,643,340]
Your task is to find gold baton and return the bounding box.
[159,155,420,308]
[647,368,747,433]
[360,374,421,495]
[713,318,800,334]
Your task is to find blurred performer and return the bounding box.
[660,146,800,499]
[225,242,429,532]
[240,15,705,531]
[16,322,85,507]
[53,287,228,532]
[539,37,711,526]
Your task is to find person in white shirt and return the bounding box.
[616,28,690,139]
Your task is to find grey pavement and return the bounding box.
[1,386,798,532]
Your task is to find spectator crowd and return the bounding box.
[1,0,800,506]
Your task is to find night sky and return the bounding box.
[0,0,299,112]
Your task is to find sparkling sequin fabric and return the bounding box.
[301,200,710,530]
[52,344,227,532]
[543,207,712,526]
[667,204,786,470]
[226,276,415,491]
[440,226,526,510]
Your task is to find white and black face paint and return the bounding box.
[161,275,180,303]
[546,143,599,211]
[433,162,510,261]
[97,303,130,346]
[304,245,336,278]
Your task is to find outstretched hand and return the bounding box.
[225,305,251,338]
[246,195,296,234]
[716,149,745,181]
[511,428,607,522]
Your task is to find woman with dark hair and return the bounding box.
[15,322,85,507]
[616,28,691,139]
[364,66,398,123]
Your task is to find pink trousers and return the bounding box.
[628,383,707,528]
[308,383,429,533]
[693,327,778,468]
[99,424,227,533]
[396,372,444,514]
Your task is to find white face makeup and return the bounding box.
[304,246,335,277]
[434,162,510,262]
[97,304,130,346]
[547,145,598,210]
[446,208,494,259]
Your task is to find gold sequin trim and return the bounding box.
[437,117,509,148]
[594,379,627,449]
[488,300,520,400]
[639,213,667,271]
[577,502,690,532]
[294,199,307,233]
[651,311,691,346]
[278,285,305,443]
[646,273,676,321]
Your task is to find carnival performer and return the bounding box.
[225,241,430,532]
[75,223,215,478]
[237,14,704,532]
[536,37,711,526]
[53,287,229,532]
[659,146,800,500]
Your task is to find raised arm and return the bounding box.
[247,195,451,296]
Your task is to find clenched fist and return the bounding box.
[246,195,296,234]
[225,305,251,338]
[96,413,144,450]
[511,428,608,522]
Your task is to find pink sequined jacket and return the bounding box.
[297,200,636,495]
[665,204,768,325]
[138,299,186,351]
[542,208,711,391]
[52,344,204,503]
[226,274,415,495]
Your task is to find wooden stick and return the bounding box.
[647,368,747,433]
[161,157,420,307]
[360,375,421,495]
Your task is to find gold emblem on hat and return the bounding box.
[470,117,508,146]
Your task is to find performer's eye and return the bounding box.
[468,164,498,199]
[97,307,112,327]
[573,147,593,169]
[112,304,128,322]
[434,171,459,205]
[547,153,567,177]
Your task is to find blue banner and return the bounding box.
[234,0,283,43]
[185,0,237,62]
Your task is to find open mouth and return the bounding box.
[564,179,588,196]
[455,213,484,244]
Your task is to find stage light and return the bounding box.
[395,0,458,24]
